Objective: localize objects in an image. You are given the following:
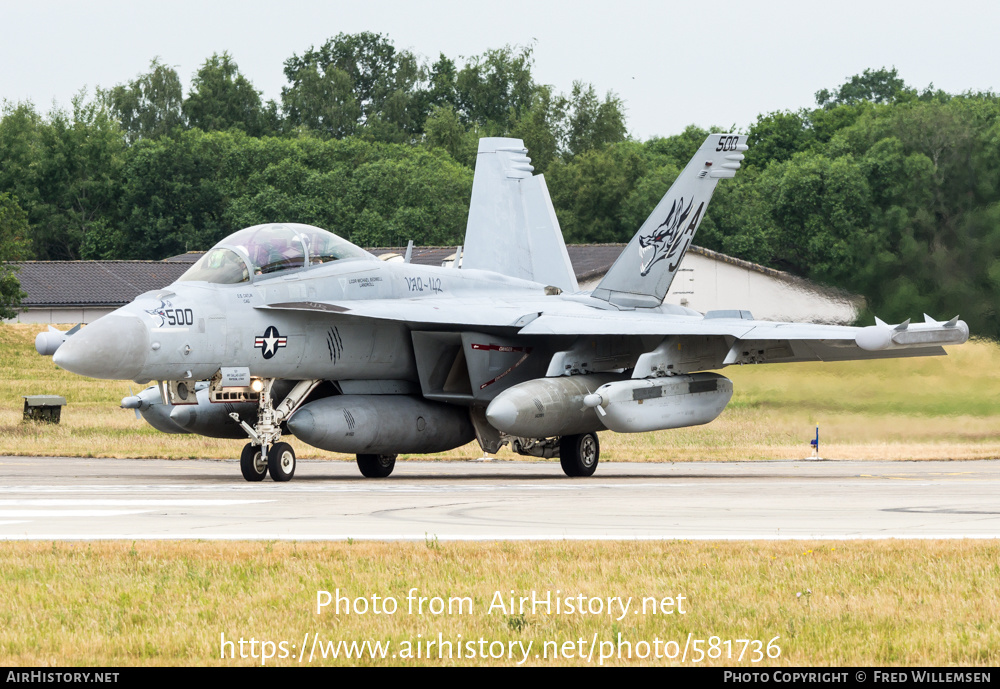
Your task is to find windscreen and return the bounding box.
[177,248,249,284]
[177,224,374,283]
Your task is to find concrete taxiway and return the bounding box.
[2,456,999,540]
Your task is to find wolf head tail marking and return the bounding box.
[637,197,694,277]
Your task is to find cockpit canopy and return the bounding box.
[178,223,375,284]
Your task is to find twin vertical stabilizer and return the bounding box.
[591,134,748,308]
[461,138,579,293]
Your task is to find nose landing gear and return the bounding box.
[231,378,319,482]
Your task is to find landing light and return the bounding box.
[250,379,264,393]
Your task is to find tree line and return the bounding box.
[0,34,625,264]
[1,46,999,339]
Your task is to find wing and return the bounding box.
[259,299,968,366]
[518,311,969,364]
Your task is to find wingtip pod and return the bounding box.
[856,316,970,351]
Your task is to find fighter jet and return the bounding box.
[39,134,969,481]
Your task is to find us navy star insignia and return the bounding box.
[254,326,287,359]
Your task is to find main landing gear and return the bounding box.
[232,378,319,482]
[507,431,601,477]
[356,453,397,478]
[559,432,600,477]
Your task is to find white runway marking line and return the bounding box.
[0,499,272,506]
[0,499,272,520]
[0,510,156,518]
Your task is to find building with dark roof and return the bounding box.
[5,245,860,325]
[8,261,191,324]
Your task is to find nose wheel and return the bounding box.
[240,443,267,481]
[268,442,296,482]
[240,441,295,482]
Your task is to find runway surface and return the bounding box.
[2,456,999,540]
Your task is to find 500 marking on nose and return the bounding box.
[164,308,194,326]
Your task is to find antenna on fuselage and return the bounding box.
[404,240,414,264]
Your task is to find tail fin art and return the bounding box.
[461,138,579,293]
[592,134,748,308]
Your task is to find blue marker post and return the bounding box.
[809,425,820,459]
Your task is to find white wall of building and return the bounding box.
[6,307,115,325]
[580,251,860,324]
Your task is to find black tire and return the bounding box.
[240,443,267,482]
[357,453,397,478]
[268,442,296,482]
[559,433,599,477]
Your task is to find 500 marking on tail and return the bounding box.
[716,136,740,152]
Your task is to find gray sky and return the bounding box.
[2,0,997,140]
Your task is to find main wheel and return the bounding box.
[357,453,397,478]
[559,433,599,477]
[240,443,267,482]
[268,442,296,482]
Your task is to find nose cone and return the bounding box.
[285,406,316,439]
[168,404,195,430]
[484,397,519,433]
[53,315,149,380]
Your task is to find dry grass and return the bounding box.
[0,540,996,666]
[2,323,999,461]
